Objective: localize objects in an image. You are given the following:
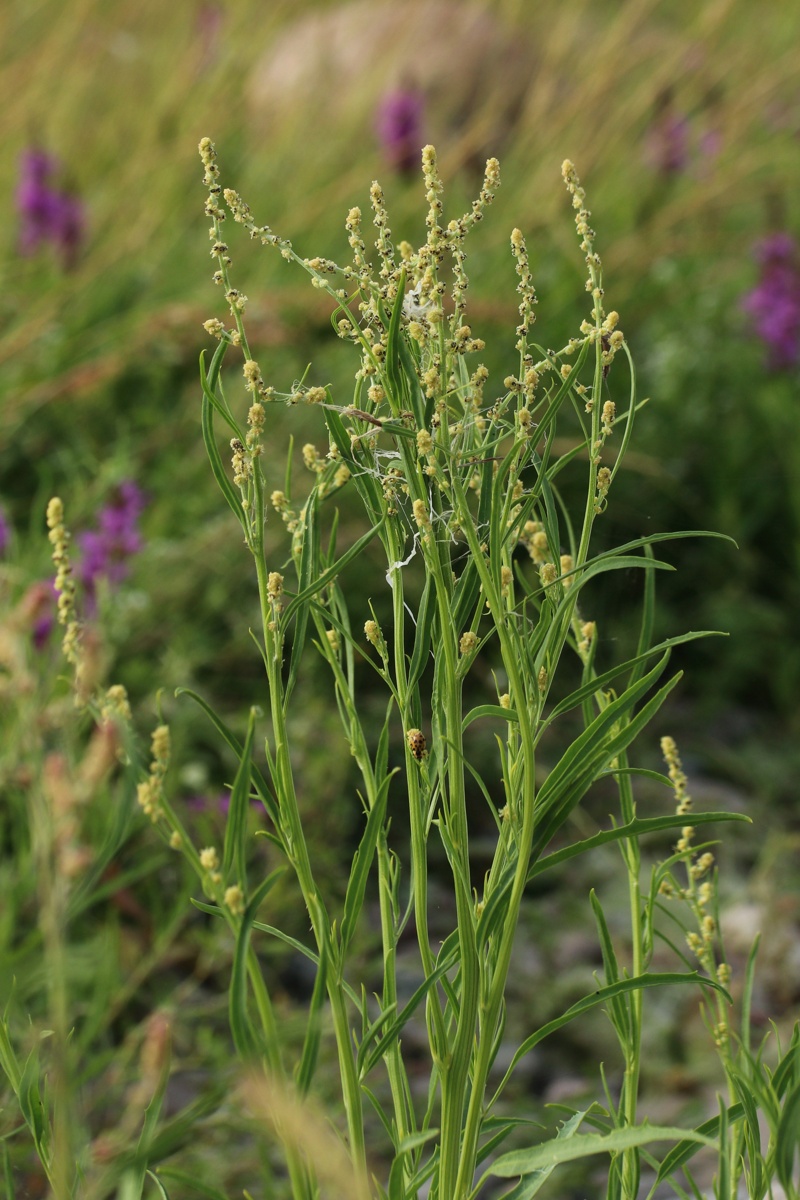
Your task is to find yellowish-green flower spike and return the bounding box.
[459,631,478,655]
[137,723,171,824]
[676,825,695,853]
[693,851,715,878]
[521,521,549,564]
[137,778,158,820]
[661,734,692,814]
[325,629,340,653]
[102,684,132,724]
[510,227,537,351]
[539,562,557,588]
[421,145,444,261]
[499,693,511,710]
[364,619,386,658]
[302,443,321,472]
[230,438,251,487]
[224,885,245,916]
[199,846,219,872]
[370,181,397,292]
[203,317,227,339]
[169,831,182,850]
[601,400,616,436]
[578,620,596,658]
[594,465,612,513]
[412,499,431,530]
[46,496,81,668]
[151,724,170,768]
[561,159,603,317]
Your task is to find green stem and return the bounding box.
[377,836,414,1155]
[447,474,539,1199]
[611,745,650,1200]
[253,539,366,1177]
[385,520,448,1063]
[434,565,479,1200]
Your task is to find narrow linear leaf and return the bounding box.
[145,1171,171,1200]
[199,357,247,530]
[341,779,391,954]
[407,575,435,693]
[493,974,727,1105]
[295,940,328,1097]
[528,810,750,881]
[493,1111,587,1200]
[360,955,456,1079]
[544,630,725,726]
[223,706,258,882]
[655,1104,744,1185]
[383,267,408,418]
[229,870,286,1060]
[199,345,241,434]
[487,1123,714,1179]
[776,1078,800,1193]
[155,1168,230,1200]
[462,704,519,731]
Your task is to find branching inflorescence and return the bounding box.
[130,137,749,1199]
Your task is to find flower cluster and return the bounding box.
[375,86,425,173]
[644,88,690,177]
[741,233,800,370]
[16,148,84,268]
[77,481,146,608]
[46,497,80,666]
[642,86,723,181]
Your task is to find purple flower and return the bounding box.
[16,147,84,267]
[0,505,10,557]
[375,87,425,173]
[742,234,800,370]
[77,481,146,606]
[644,89,690,177]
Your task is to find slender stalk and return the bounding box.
[618,761,644,1200]
[448,471,539,1198]
[253,542,367,1175]
[433,567,478,1199]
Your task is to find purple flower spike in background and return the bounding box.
[376,85,425,173]
[742,233,800,370]
[644,88,690,177]
[0,505,10,557]
[17,148,59,254]
[78,481,146,607]
[16,146,84,267]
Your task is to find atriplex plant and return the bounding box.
[9,139,796,1200]
[183,136,758,1199]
